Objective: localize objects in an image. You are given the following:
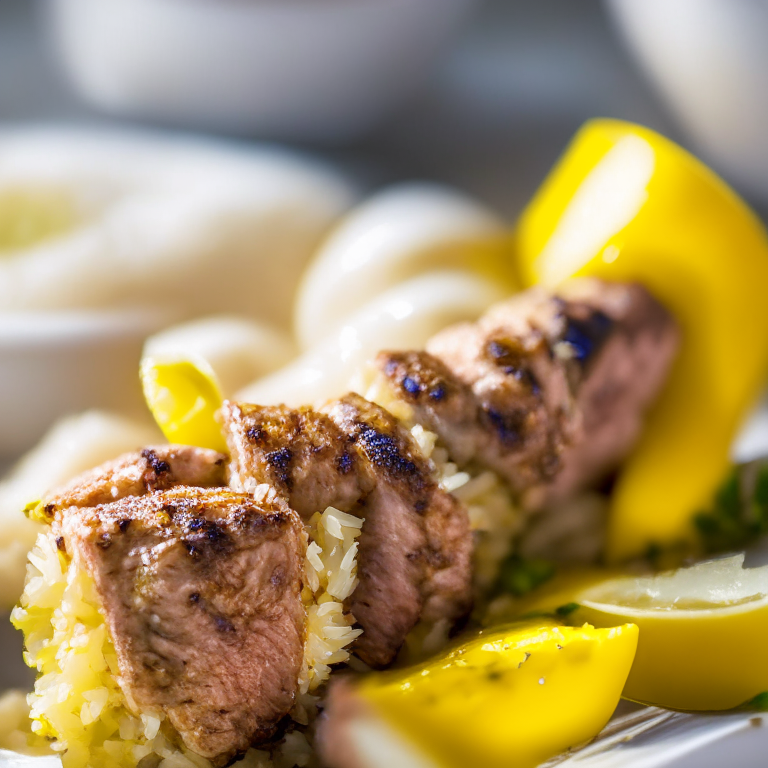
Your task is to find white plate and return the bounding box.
[46,0,479,140]
[0,309,169,460]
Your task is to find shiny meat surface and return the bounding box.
[221,395,473,669]
[377,279,679,508]
[57,487,305,764]
[43,445,227,515]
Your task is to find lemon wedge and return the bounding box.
[574,555,768,710]
[339,622,638,768]
[140,356,227,453]
[515,119,768,560]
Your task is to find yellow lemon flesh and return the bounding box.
[574,555,768,711]
[359,622,638,768]
[140,356,227,453]
[516,119,768,561]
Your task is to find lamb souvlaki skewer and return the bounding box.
[222,278,679,661]
[14,278,678,767]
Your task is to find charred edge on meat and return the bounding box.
[141,448,172,491]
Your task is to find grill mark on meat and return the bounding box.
[336,452,354,474]
[351,423,423,492]
[221,394,474,669]
[326,395,473,667]
[485,337,542,396]
[56,487,306,764]
[266,448,294,489]
[483,406,527,446]
[377,279,679,507]
[222,402,364,520]
[140,448,172,491]
[560,308,614,365]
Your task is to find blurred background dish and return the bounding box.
[0,128,354,323]
[0,309,166,460]
[0,126,353,458]
[606,0,768,202]
[45,0,480,141]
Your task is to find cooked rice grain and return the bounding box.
[12,531,202,768]
[299,507,363,696]
[12,526,340,768]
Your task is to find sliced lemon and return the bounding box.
[574,554,768,711]
[140,356,227,453]
[356,622,638,768]
[516,119,768,561]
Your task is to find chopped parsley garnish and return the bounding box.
[694,461,768,553]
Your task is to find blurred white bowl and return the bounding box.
[606,0,768,200]
[0,309,169,460]
[46,0,479,141]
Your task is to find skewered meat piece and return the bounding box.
[376,279,679,509]
[54,486,305,765]
[43,445,227,515]
[326,394,473,667]
[221,395,473,669]
[222,402,366,521]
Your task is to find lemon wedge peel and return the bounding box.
[516,118,768,561]
[574,555,768,711]
[140,356,227,453]
[358,622,639,768]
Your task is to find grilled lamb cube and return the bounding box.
[55,486,305,764]
[221,395,473,669]
[43,445,227,515]
[377,279,679,509]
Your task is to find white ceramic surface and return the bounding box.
[606,0,768,200]
[45,0,479,140]
[0,127,354,325]
[0,309,169,460]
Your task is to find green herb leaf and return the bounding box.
[737,691,768,711]
[554,602,580,617]
[495,555,556,597]
[695,460,768,554]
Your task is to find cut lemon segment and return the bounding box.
[574,555,768,711]
[140,356,227,453]
[516,119,768,561]
[354,622,638,768]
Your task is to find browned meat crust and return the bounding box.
[221,402,366,520]
[221,395,473,669]
[57,487,305,765]
[42,445,227,516]
[376,279,679,509]
[325,394,472,667]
